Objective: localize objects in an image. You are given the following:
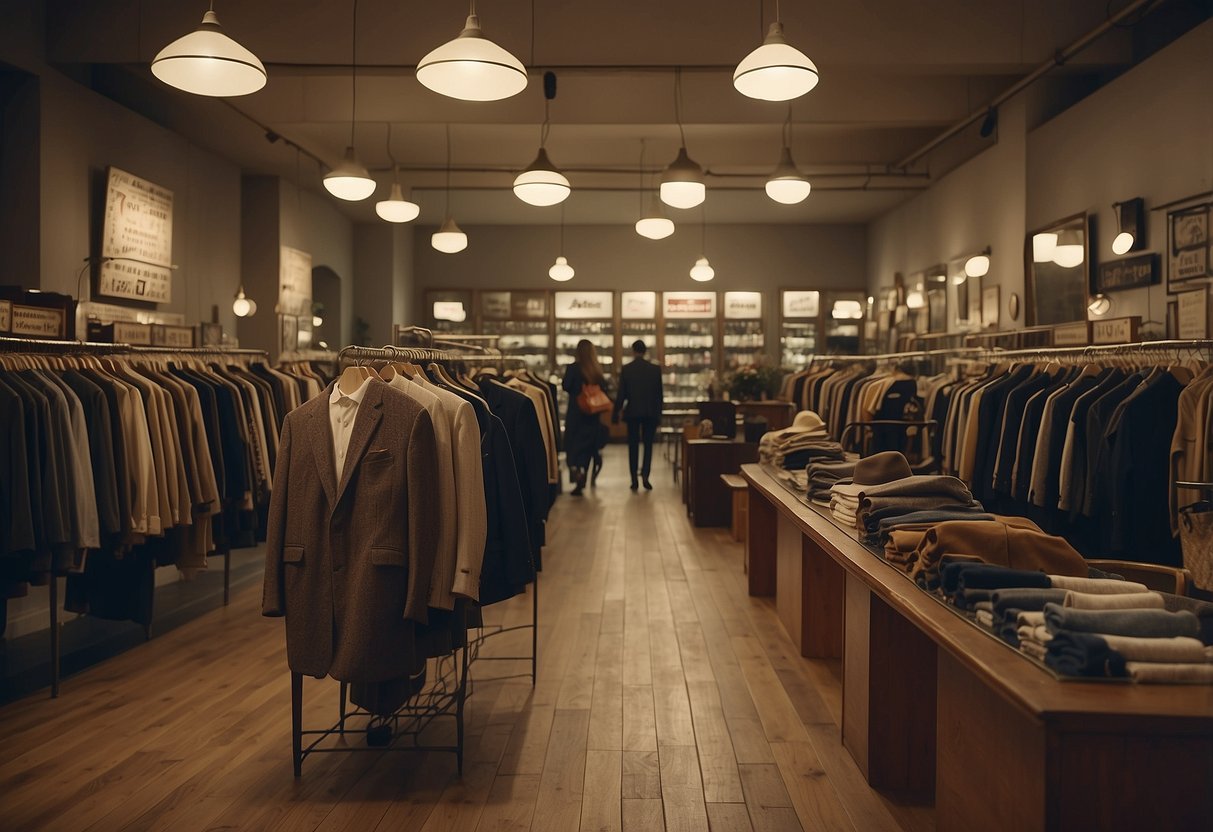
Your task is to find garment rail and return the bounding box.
[0,338,270,698]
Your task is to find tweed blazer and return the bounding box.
[262,380,440,683]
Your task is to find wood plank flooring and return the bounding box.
[0,446,932,831]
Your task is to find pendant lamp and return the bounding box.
[635,141,675,239]
[432,125,468,254]
[376,125,421,223]
[964,247,991,278]
[766,113,811,204]
[549,204,575,281]
[232,285,257,317]
[515,74,570,206]
[1032,232,1058,263]
[733,1,819,101]
[689,206,715,282]
[660,71,706,210]
[416,1,527,101]
[324,0,375,201]
[1052,229,1084,268]
[151,6,266,97]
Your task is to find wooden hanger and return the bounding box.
[337,361,373,395]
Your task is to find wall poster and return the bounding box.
[1167,201,1213,292]
[621,291,657,319]
[1177,286,1209,339]
[664,291,716,319]
[554,291,613,319]
[723,291,762,320]
[98,166,174,304]
[781,290,819,319]
[279,246,313,317]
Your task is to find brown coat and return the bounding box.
[910,516,1088,580]
[262,381,440,683]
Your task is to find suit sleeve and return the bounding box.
[262,413,292,616]
[450,405,489,600]
[405,409,440,622]
[613,369,629,421]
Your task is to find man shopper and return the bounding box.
[613,340,664,491]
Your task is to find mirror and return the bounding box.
[1026,213,1092,326]
[926,264,948,333]
[949,257,974,327]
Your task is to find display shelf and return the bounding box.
[722,320,764,369]
[481,318,551,375]
[780,322,818,369]
[662,320,715,401]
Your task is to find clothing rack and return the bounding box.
[0,337,271,698]
[978,338,1213,361]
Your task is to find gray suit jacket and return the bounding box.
[262,381,440,683]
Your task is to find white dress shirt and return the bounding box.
[330,377,372,479]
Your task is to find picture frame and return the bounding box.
[982,285,1001,328]
[1167,201,1213,293]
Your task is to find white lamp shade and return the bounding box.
[831,300,863,319]
[906,290,925,309]
[765,147,811,204]
[1112,231,1135,255]
[689,256,715,282]
[965,253,991,278]
[635,216,675,240]
[951,273,968,286]
[232,289,257,318]
[324,146,377,201]
[431,216,468,253]
[1032,232,1058,263]
[312,315,324,327]
[1053,245,1084,268]
[375,183,421,223]
[660,146,706,209]
[1088,294,1112,317]
[416,14,527,102]
[733,23,820,102]
[151,10,267,97]
[548,255,575,282]
[513,148,571,206]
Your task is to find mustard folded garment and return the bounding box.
[1062,590,1165,610]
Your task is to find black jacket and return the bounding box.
[613,357,664,422]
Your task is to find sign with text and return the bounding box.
[278,246,313,317]
[724,291,762,319]
[781,290,820,319]
[1167,202,1213,290]
[432,300,468,323]
[11,305,66,338]
[1097,253,1158,293]
[0,300,10,332]
[1052,321,1090,347]
[79,301,185,326]
[101,167,173,268]
[97,258,173,304]
[151,324,195,348]
[1092,315,1141,345]
[511,291,549,319]
[1178,287,1209,339]
[664,291,716,319]
[480,291,512,320]
[554,291,613,319]
[621,291,657,320]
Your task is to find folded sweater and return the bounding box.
[1046,575,1148,595]
[1126,662,1213,684]
[1062,591,1165,611]
[1043,604,1201,639]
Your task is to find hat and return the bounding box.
[852,451,913,486]
[785,410,826,433]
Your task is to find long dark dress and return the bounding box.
[561,363,608,471]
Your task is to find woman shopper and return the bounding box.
[562,339,610,496]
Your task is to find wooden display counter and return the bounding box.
[684,439,758,527]
[741,463,1213,831]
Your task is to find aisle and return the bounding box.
[0,446,930,832]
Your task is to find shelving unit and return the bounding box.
[722,291,764,370]
[661,291,718,403]
[780,289,820,369]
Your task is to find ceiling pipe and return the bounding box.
[895,0,1160,170]
[369,164,928,179]
[408,182,929,193]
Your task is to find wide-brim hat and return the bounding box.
[852,451,913,485]
[783,410,826,433]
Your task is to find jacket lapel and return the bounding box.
[310,389,339,508]
[335,383,384,503]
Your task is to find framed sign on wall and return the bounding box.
[1167,201,1213,293]
[97,166,175,304]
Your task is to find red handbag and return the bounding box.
[577,383,612,415]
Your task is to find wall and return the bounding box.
[413,222,868,360]
[866,19,1213,334]
[279,179,355,348]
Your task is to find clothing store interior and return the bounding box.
[3,1,1213,830]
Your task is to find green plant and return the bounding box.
[724,363,782,401]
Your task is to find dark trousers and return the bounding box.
[626,418,659,480]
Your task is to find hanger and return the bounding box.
[338,359,373,395]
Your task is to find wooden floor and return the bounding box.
[0,446,932,832]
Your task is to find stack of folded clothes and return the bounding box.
[807,460,856,505]
[1043,600,1213,682]
[759,411,844,470]
[908,516,1089,585]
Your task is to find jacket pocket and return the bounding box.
[370,547,406,567]
[363,449,393,466]
[283,545,304,563]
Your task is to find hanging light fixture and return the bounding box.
[1052,228,1084,268]
[324,0,376,201]
[635,141,675,240]
[689,205,715,282]
[733,0,819,101]
[416,0,527,102]
[1111,198,1144,255]
[661,69,706,210]
[432,125,468,254]
[232,285,257,317]
[1032,232,1058,263]
[549,204,575,281]
[375,124,421,223]
[151,4,267,97]
[766,107,811,204]
[965,247,991,278]
[1087,294,1112,317]
[514,74,570,206]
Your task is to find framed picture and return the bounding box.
[1167,202,1213,293]
[982,285,1001,328]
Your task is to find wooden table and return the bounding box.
[683,439,757,527]
[742,463,1213,831]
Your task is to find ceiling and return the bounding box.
[44,0,1147,226]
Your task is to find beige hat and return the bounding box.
[785,410,826,433]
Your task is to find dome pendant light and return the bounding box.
[151,5,267,97]
[689,206,715,282]
[660,70,706,210]
[549,204,575,281]
[232,285,257,317]
[766,112,811,204]
[635,141,675,240]
[515,73,570,206]
[734,0,820,101]
[964,247,991,278]
[1052,228,1084,268]
[324,0,375,202]
[416,1,528,102]
[375,125,421,223]
[432,125,468,254]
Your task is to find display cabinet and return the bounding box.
[425,289,475,336]
[478,290,552,374]
[780,289,820,368]
[553,290,615,373]
[722,291,764,370]
[620,291,660,360]
[823,290,866,353]
[662,291,717,403]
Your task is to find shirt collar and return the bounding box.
[330,377,372,406]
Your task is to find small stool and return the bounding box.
[721,474,749,548]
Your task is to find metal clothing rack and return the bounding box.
[0,337,271,698]
[977,338,1213,362]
